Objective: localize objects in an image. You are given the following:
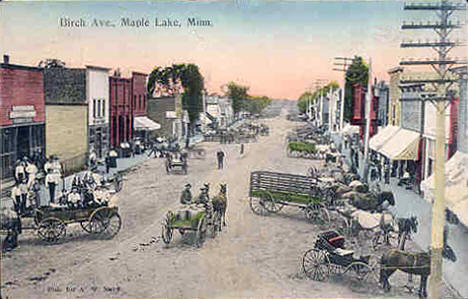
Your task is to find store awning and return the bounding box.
[134,116,161,131]
[369,125,400,151]
[421,152,468,226]
[379,128,420,160]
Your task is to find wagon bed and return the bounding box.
[248,171,330,225]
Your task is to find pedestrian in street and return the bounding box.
[19,179,28,215]
[180,183,192,205]
[89,149,97,169]
[384,163,390,184]
[217,149,225,169]
[240,143,244,156]
[45,170,59,204]
[105,152,111,174]
[10,183,22,214]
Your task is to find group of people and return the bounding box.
[10,155,62,215]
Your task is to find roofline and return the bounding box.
[132,71,148,77]
[0,63,43,72]
[86,65,111,72]
[45,102,88,106]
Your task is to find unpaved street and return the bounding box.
[1,110,456,299]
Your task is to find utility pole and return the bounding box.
[363,58,373,184]
[333,57,353,131]
[314,79,328,127]
[400,1,466,298]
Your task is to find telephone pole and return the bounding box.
[400,1,466,298]
[314,79,328,127]
[333,57,353,131]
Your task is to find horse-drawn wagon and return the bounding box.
[302,230,379,284]
[165,153,188,174]
[161,203,221,247]
[248,171,332,225]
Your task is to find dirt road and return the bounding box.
[1,110,455,299]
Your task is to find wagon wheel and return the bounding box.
[262,192,284,214]
[80,221,93,233]
[101,212,121,239]
[161,213,173,244]
[249,197,268,216]
[305,204,329,226]
[196,217,207,247]
[343,261,378,285]
[37,217,66,243]
[88,207,113,234]
[302,249,331,281]
[33,209,44,226]
[209,211,220,238]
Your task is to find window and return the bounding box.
[97,100,101,118]
[102,99,105,117]
[139,95,142,109]
[93,99,97,118]
[134,95,136,108]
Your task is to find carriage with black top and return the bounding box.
[302,230,379,284]
[248,171,336,225]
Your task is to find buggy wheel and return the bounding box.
[37,217,66,243]
[262,192,284,214]
[196,217,207,247]
[302,249,330,281]
[344,262,378,285]
[249,197,268,216]
[305,204,329,225]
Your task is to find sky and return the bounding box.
[0,1,466,99]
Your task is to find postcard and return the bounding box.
[0,1,467,299]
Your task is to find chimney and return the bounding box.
[3,54,9,64]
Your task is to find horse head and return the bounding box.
[220,183,227,195]
[442,245,457,262]
[378,191,395,206]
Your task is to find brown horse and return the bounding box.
[380,243,456,298]
[212,184,227,229]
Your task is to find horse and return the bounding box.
[212,184,228,229]
[396,216,418,250]
[1,208,22,252]
[380,228,456,298]
[348,191,395,212]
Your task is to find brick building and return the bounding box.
[147,95,184,138]
[131,72,159,139]
[109,76,132,148]
[350,82,379,140]
[0,55,45,179]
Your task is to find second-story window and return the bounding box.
[139,95,142,109]
[102,99,105,117]
[97,100,101,118]
[93,99,97,118]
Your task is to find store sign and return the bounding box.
[10,106,36,119]
[12,117,33,124]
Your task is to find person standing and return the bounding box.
[89,149,97,169]
[105,152,111,174]
[240,143,244,156]
[45,171,59,204]
[25,160,38,189]
[14,160,25,184]
[19,179,28,215]
[217,149,225,169]
[10,184,22,214]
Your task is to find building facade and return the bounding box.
[387,67,404,126]
[0,55,45,179]
[350,82,378,140]
[86,66,110,158]
[109,76,132,148]
[147,95,183,138]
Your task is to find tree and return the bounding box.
[38,58,66,68]
[297,81,340,114]
[344,56,369,121]
[244,95,272,114]
[225,82,249,115]
[147,63,205,138]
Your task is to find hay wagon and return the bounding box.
[248,171,331,225]
[165,154,188,174]
[161,204,221,247]
[302,230,379,284]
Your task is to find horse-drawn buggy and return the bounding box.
[248,171,334,225]
[302,230,379,284]
[165,152,188,174]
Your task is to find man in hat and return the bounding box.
[45,170,60,204]
[25,159,38,189]
[14,159,26,184]
[19,178,28,215]
[67,187,82,208]
[180,183,193,205]
[10,183,22,214]
[217,149,225,169]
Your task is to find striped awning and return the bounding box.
[134,116,161,131]
[378,128,420,160]
[369,125,400,151]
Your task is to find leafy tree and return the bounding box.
[297,81,340,114]
[147,63,205,138]
[244,95,272,114]
[38,59,66,68]
[344,56,369,121]
[225,82,249,115]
